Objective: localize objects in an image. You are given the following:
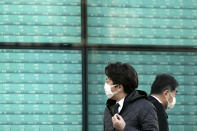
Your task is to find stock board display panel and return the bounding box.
[88,0,197,45]
[88,50,197,131]
[0,49,82,131]
[0,0,81,43]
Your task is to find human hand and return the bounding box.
[112,114,126,131]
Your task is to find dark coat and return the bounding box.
[148,96,169,131]
[104,90,159,131]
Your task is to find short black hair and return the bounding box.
[105,62,138,94]
[150,74,178,94]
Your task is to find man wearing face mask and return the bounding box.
[148,74,178,131]
[104,62,159,131]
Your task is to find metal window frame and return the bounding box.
[81,0,88,131]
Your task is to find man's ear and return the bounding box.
[118,84,124,91]
[163,90,169,96]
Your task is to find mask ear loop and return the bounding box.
[166,91,174,109]
[112,84,118,88]
[167,91,173,100]
[168,92,175,104]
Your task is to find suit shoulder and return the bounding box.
[132,98,155,110]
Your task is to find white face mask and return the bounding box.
[166,92,176,109]
[104,83,118,99]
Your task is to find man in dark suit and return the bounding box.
[148,74,178,131]
[104,62,159,131]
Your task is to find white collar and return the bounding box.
[116,97,125,113]
[151,95,162,104]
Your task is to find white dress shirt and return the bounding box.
[116,97,125,113]
[151,95,162,104]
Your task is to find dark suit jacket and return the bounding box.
[148,96,169,131]
[104,90,159,131]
